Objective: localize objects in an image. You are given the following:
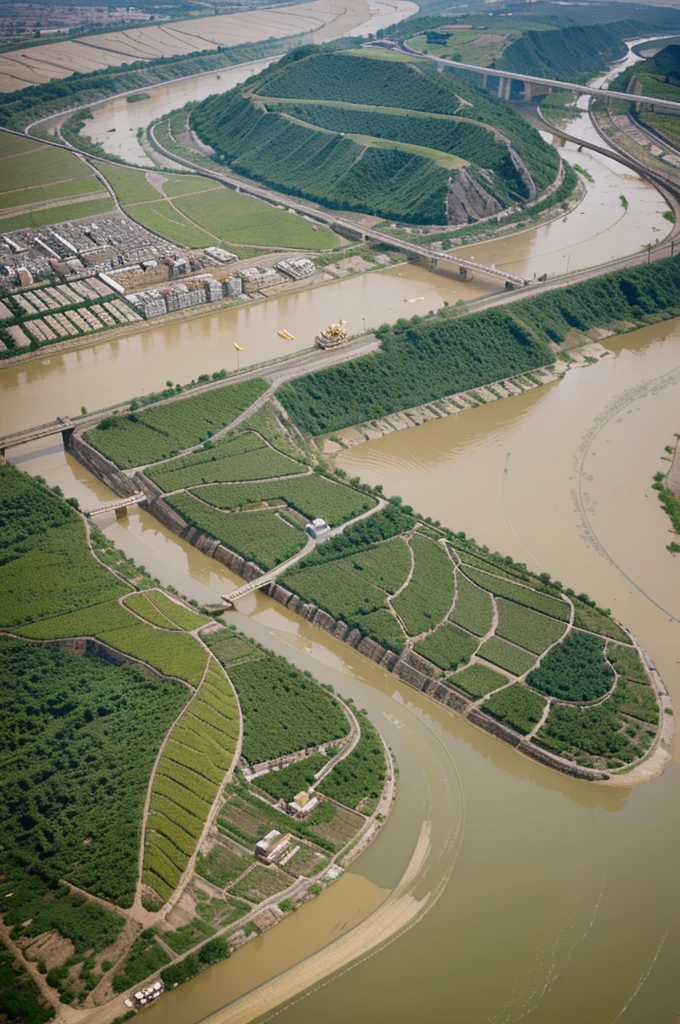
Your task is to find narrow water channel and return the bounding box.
[8,313,680,1024]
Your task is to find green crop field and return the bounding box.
[143,658,239,903]
[0,196,114,233]
[526,630,614,702]
[173,188,339,249]
[478,637,537,676]
[126,200,218,247]
[483,683,547,735]
[0,637,186,908]
[85,378,268,467]
[161,175,223,198]
[93,161,162,204]
[222,649,349,763]
[281,561,386,622]
[146,432,303,490]
[191,474,376,527]
[449,573,494,635]
[231,864,291,903]
[197,841,254,887]
[0,175,106,211]
[495,599,567,654]
[98,623,208,686]
[254,754,329,801]
[168,495,307,570]
[340,538,411,594]
[449,662,507,698]
[571,601,629,643]
[536,703,638,763]
[414,622,478,671]
[353,608,406,654]
[317,710,386,813]
[606,643,649,683]
[1,141,97,190]
[463,567,571,621]
[392,535,455,636]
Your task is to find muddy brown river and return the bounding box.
[4,38,680,1023]
[8,313,680,1024]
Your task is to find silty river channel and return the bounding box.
[3,38,680,1024]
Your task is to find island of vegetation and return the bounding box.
[0,461,392,1020]
[61,256,676,791]
[191,46,562,226]
[653,435,680,553]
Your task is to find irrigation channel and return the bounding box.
[3,37,680,1024]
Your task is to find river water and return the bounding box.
[5,38,680,1024]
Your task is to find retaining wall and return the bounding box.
[70,432,609,783]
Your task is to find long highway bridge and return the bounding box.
[396,42,680,112]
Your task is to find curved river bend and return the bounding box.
[4,39,680,1024]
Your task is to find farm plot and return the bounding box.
[478,636,537,677]
[614,680,659,725]
[449,572,494,636]
[495,600,567,654]
[305,801,365,848]
[225,651,349,764]
[317,711,386,813]
[483,683,547,735]
[572,601,629,643]
[392,535,455,636]
[281,562,386,623]
[536,703,639,764]
[284,843,329,877]
[606,643,649,683]
[352,608,406,654]
[414,623,479,671]
[193,475,376,527]
[163,918,215,954]
[339,537,411,594]
[172,188,340,249]
[462,567,571,621]
[254,754,329,802]
[143,658,239,904]
[97,623,208,686]
[526,631,614,702]
[448,662,507,698]
[146,432,303,490]
[85,378,268,468]
[0,637,186,909]
[196,840,254,888]
[219,789,340,854]
[230,864,292,903]
[168,495,307,571]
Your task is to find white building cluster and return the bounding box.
[126,273,242,319]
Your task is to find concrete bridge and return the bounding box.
[0,417,74,463]
[83,492,147,517]
[396,42,680,113]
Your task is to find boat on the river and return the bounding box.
[278,329,294,341]
[315,319,347,349]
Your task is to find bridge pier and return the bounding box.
[429,257,438,272]
[0,447,5,466]
[459,266,473,281]
[61,426,75,451]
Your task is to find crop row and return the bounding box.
[85,378,269,468]
[526,630,614,702]
[148,432,302,491]
[478,636,537,676]
[192,474,376,527]
[495,599,567,654]
[223,651,349,764]
[167,495,307,571]
[392,535,455,636]
[414,622,478,671]
[483,684,547,736]
[449,573,494,636]
[463,567,571,621]
[340,537,411,595]
[449,662,507,698]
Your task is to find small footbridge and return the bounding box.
[222,572,279,607]
[83,492,147,517]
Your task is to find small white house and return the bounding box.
[306,517,330,540]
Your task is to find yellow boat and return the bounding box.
[278,329,295,341]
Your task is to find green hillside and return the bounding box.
[191,49,559,226]
[498,20,646,81]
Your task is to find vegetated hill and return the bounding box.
[278,256,680,434]
[610,43,680,100]
[497,20,655,81]
[191,48,559,225]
